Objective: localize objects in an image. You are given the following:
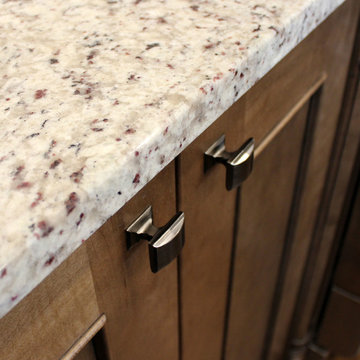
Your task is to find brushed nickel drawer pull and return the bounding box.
[126,206,185,273]
[204,135,255,190]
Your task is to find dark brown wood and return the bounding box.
[334,164,360,296]
[86,162,179,360]
[317,287,360,357]
[75,343,97,360]
[0,245,100,360]
[305,343,330,359]
[305,350,328,360]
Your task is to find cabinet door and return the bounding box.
[86,162,179,360]
[178,92,245,360]
[225,99,309,360]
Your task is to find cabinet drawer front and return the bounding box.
[0,245,100,360]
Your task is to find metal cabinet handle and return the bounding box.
[204,135,255,190]
[126,206,185,273]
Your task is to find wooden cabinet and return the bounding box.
[0,2,359,359]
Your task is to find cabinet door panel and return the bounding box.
[86,163,179,360]
[225,102,309,360]
[178,97,245,360]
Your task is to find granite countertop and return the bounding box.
[0,0,344,318]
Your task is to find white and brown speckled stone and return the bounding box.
[0,0,344,317]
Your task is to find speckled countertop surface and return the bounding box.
[0,0,344,317]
